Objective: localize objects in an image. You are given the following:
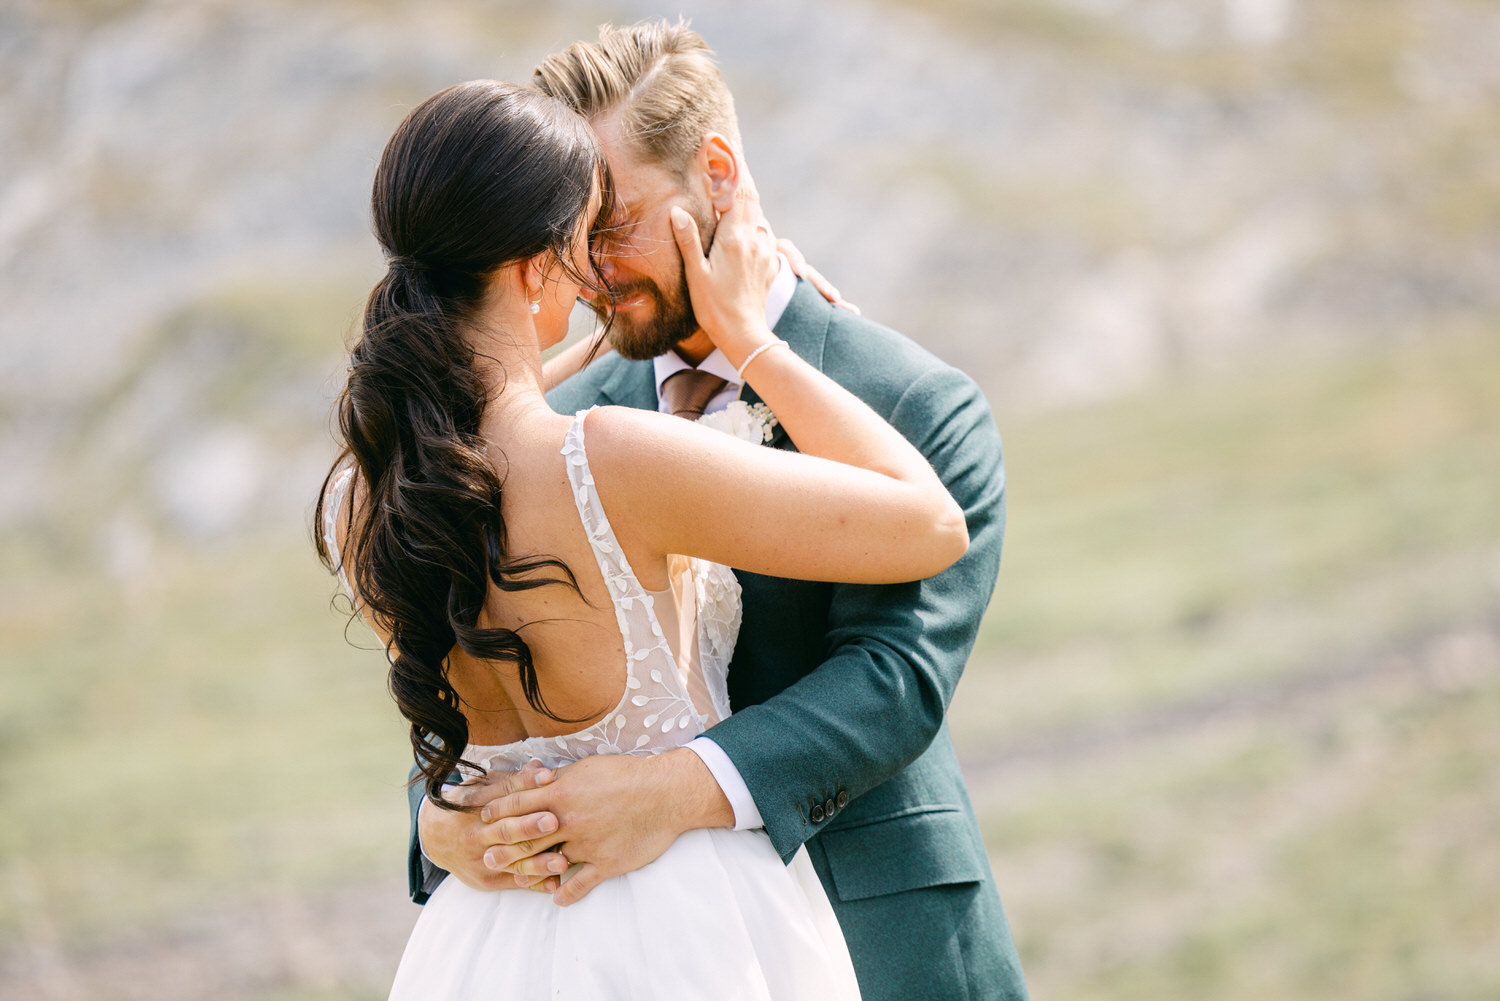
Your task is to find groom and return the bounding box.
[413,21,1027,1001]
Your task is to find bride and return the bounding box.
[316,79,967,1000]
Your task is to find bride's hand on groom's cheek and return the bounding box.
[418,761,571,893]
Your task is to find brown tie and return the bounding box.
[661,369,728,420]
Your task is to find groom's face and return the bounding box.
[589,118,717,361]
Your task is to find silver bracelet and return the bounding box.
[736,339,789,380]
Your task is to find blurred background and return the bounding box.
[2,0,1498,997]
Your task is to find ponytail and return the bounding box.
[314,81,613,809]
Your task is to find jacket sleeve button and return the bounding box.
[824,798,837,817]
[810,804,825,824]
[836,790,850,808]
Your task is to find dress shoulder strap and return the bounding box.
[561,408,649,602]
[560,408,704,741]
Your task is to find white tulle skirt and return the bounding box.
[388,827,861,1000]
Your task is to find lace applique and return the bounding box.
[689,558,741,725]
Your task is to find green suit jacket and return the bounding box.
[407,280,1027,1000]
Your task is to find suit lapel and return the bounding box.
[739,278,833,451]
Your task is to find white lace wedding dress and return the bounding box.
[324,409,860,1001]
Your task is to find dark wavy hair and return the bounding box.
[314,80,615,810]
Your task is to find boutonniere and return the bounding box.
[696,400,779,445]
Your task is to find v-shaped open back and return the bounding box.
[320,407,742,773]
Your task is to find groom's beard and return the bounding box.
[597,202,718,361]
[603,263,699,361]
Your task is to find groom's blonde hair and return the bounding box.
[532,19,740,180]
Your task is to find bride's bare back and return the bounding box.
[442,412,638,746]
[331,409,661,747]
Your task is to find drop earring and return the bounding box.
[528,287,542,315]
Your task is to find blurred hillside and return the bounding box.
[3,0,1500,548]
[1,1,1498,999]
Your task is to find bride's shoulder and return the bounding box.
[576,403,675,443]
[573,405,704,493]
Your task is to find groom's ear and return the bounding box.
[697,132,740,214]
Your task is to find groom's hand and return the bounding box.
[775,237,860,315]
[418,761,572,893]
[532,748,734,906]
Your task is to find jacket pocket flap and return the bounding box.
[819,807,989,902]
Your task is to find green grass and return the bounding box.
[973,668,1500,1001]
[950,331,1500,999]
[0,531,413,942]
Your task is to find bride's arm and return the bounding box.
[586,196,966,586]
[541,328,612,391]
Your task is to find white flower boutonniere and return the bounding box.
[696,400,779,445]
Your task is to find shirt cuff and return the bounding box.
[417,792,449,886]
[685,736,765,831]
[418,854,446,899]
